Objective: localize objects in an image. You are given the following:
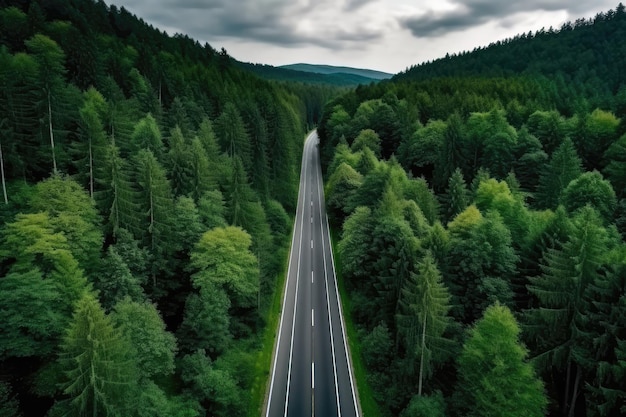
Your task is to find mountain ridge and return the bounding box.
[280,63,393,80]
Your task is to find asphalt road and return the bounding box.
[265,130,360,417]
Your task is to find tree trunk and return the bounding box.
[568,364,582,417]
[0,140,8,204]
[563,358,572,414]
[48,89,57,174]
[89,137,94,199]
[418,312,427,397]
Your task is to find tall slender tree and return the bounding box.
[396,252,451,396]
[25,34,67,174]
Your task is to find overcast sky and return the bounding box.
[114,0,619,74]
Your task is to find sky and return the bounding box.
[114,0,619,74]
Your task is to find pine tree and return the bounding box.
[456,303,547,417]
[396,252,451,396]
[442,167,469,222]
[58,293,137,416]
[527,206,609,416]
[77,87,108,199]
[535,138,583,209]
[25,34,67,174]
[134,149,174,287]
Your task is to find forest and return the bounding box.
[318,4,626,417]
[2,0,626,416]
[0,0,329,416]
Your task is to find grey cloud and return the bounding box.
[118,0,385,50]
[400,0,617,38]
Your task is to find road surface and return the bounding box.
[265,130,360,417]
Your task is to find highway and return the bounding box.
[265,130,360,417]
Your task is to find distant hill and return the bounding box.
[237,62,384,87]
[280,63,393,80]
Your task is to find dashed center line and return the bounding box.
[312,309,315,327]
[311,239,313,249]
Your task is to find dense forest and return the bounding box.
[319,4,626,417]
[0,0,324,416]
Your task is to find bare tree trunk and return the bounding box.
[89,137,94,198]
[0,140,8,204]
[418,312,427,397]
[563,358,572,414]
[568,364,582,417]
[48,89,57,174]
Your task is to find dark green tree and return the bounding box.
[527,206,610,417]
[535,138,583,209]
[25,34,67,174]
[396,252,451,396]
[57,293,137,417]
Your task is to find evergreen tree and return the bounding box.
[456,303,547,417]
[25,34,67,174]
[535,138,583,209]
[396,252,451,396]
[527,206,610,416]
[442,167,469,222]
[57,293,137,417]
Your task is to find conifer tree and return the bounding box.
[535,138,583,209]
[396,252,451,396]
[527,206,609,416]
[58,293,137,416]
[443,167,469,222]
[456,303,547,417]
[25,34,67,174]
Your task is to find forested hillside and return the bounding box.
[0,1,312,416]
[319,4,626,417]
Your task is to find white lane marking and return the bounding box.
[320,158,361,416]
[312,309,315,327]
[314,150,343,417]
[312,362,315,390]
[311,239,313,249]
[311,201,313,207]
[311,216,313,224]
[312,270,314,284]
[266,131,314,417]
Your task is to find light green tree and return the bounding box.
[456,303,547,417]
[190,226,259,310]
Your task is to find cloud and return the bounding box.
[400,0,617,38]
[118,0,388,50]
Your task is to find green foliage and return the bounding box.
[191,226,259,311]
[536,138,583,209]
[179,350,244,417]
[352,128,382,157]
[400,392,446,417]
[58,293,137,417]
[561,170,617,221]
[0,382,20,417]
[0,269,65,359]
[326,162,363,225]
[396,252,451,395]
[112,298,177,380]
[456,303,547,417]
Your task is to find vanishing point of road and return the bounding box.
[265,130,360,417]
